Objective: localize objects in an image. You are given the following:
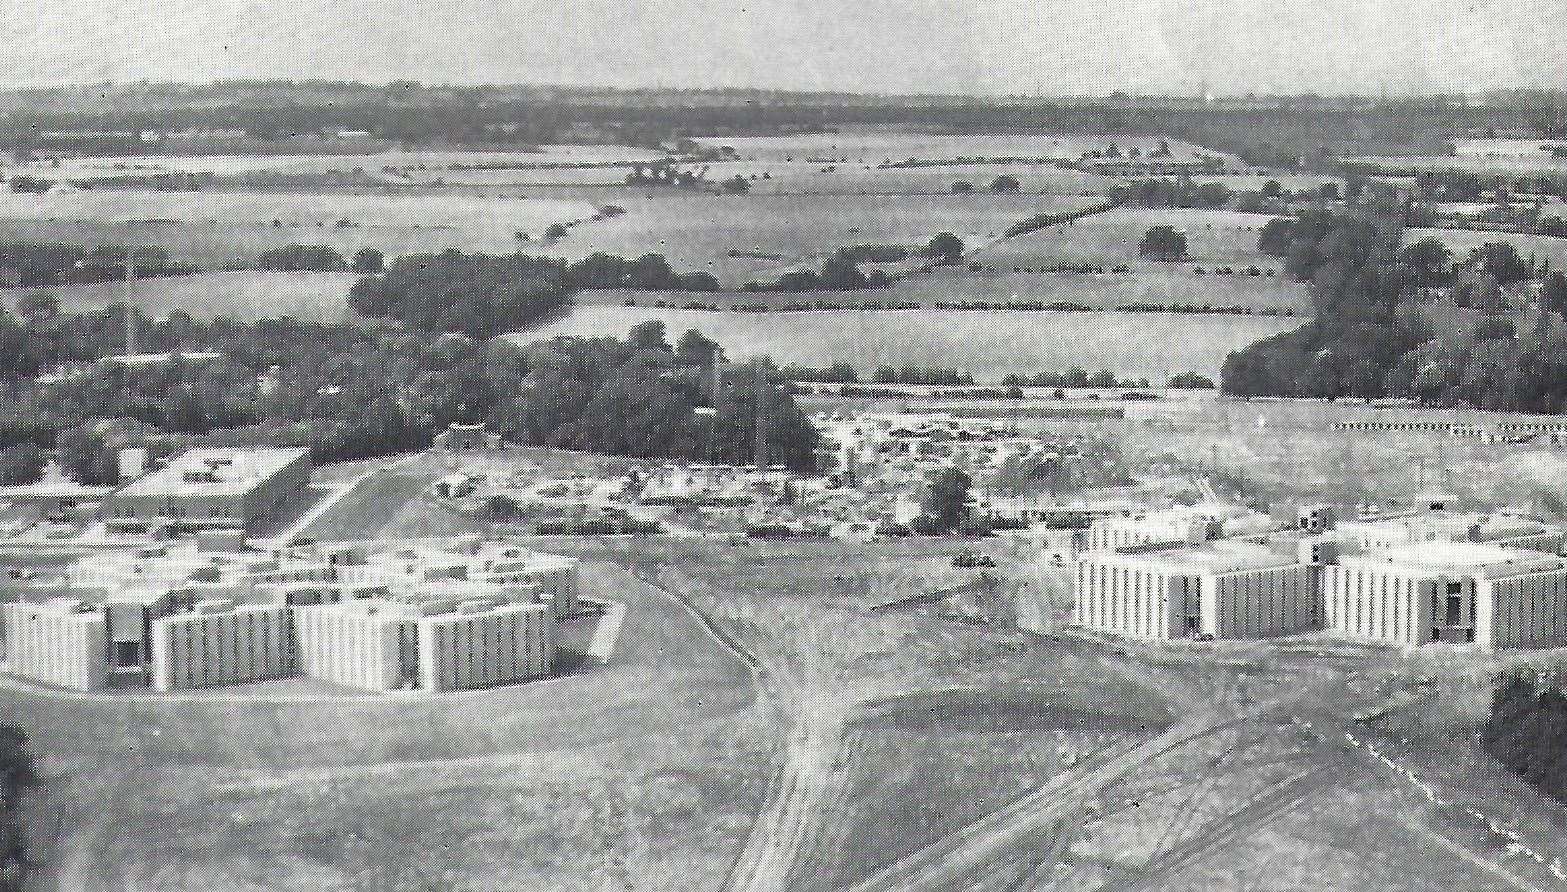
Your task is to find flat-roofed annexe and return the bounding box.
[104,447,312,535]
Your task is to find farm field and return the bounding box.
[21,145,667,182]
[1404,226,1567,273]
[0,188,596,269]
[537,191,1102,287]
[701,159,1111,197]
[1347,153,1567,174]
[912,265,1309,311]
[976,206,1287,271]
[591,264,1311,314]
[3,270,358,321]
[513,303,1303,382]
[695,130,1224,165]
[2,559,781,891]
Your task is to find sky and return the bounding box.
[1,0,1564,96]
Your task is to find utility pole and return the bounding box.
[124,249,138,356]
[753,364,768,472]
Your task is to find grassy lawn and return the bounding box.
[294,470,435,541]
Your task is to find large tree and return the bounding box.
[925,232,965,264]
[918,467,972,534]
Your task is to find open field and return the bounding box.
[1404,227,1567,273]
[977,207,1286,271]
[514,303,1301,381]
[564,532,1567,892]
[293,467,444,540]
[588,267,1310,315]
[0,188,596,269]
[1112,393,1567,514]
[1348,154,1567,174]
[2,561,780,891]
[21,146,667,182]
[694,130,1223,165]
[2,270,357,321]
[537,192,1103,287]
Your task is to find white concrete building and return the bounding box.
[0,599,109,691]
[1075,541,1320,640]
[3,535,580,693]
[1075,506,1567,650]
[1325,541,1567,648]
[149,601,294,691]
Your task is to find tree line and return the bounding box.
[0,296,819,483]
[1222,204,1567,413]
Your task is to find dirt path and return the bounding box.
[648,565,858,892]
[844,710,1253,892]
[725,705,851,892]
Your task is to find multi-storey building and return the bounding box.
[103,447,312,535]
[1075,504,1567,651]
[1,536,580,694]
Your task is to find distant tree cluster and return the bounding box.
[0,295,818,474]
[1113,178,1232,209]
[1223,207,1567,412]
[1000,368,1134,388]
[509,321,817,471]
[924,232,966,264]
[780,361,860,384]
[744,251,891,293]
[989,175,1021,193]
[0,243,196,288]
[871,365,975,386]
[0,443,45,485]
[348,250,575,339]
[1166,371,1216,389]
[915,467,972,534]
[255,244,348,272]
[567,252,720,292]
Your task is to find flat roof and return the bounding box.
[1358,541,1563,576]
[1089,540,1298,575]
[115,448,310,499]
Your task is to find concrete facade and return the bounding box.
[292,601,414,692]
[1,600,109,691]
[1327,542,1567,648]
[1075,542,1319,641]
[418,603,553,692]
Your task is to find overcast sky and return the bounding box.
[2,0,1564,96]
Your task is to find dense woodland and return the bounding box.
[0,244,195,287]
[1221,200,1567,413]
[0,296,818,481]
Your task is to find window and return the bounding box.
[1447,581,1462,595]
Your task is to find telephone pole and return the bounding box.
[753,364,769,471]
